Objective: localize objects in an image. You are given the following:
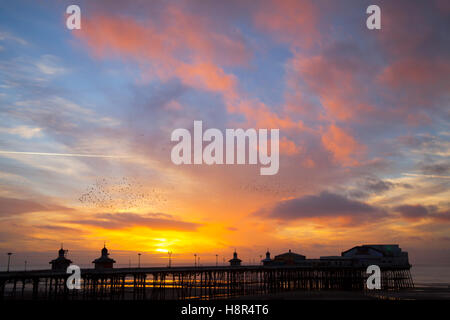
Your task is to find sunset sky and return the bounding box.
[0,0,449,269]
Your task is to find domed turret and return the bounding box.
[229,250,242,266]
[93,244,116,270]
[50,245,72,271]
[262,249,272,266]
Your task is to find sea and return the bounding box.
[411,264,450,287]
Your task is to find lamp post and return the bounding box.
[194,254,197,267]
[215,254,218,267]
[6,252,13,272]
[138,253,141,268]
[24,260,27,271]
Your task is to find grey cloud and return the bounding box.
[419,161,450,175]
[349,177,414,200]
[256,191,387,225]
[393,204,450,222]
[0,196,70,217]
[394,204,429,218]
[67,212,201,231]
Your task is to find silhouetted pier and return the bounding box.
[0,264,414,300]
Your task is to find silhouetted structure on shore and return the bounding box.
[263,249,306,266]
[49,246,72,271]
[261,250,272,266]
[92,245,116,269]
[320,244,410,268]
[228,250,242,266]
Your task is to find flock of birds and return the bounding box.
[78,177,168,210]
[78,176,297,210]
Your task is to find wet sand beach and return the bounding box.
[236,286,450,300]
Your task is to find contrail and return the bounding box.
[0,150,128,159]
[403,173,450,179]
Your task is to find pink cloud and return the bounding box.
[76,9,249,95]
[289,51,375,122]
[253,0,320,48]
[76,9,307,133]
[321,124,365,167]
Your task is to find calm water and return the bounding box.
[411,264,450,287]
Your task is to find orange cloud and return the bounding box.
[78,16,167,62]
[0,196,72,217]
[176,62,237,94]
[290,52,374,121]
[280,136,301,156]
[226,99,304,130]
[76,10,248,96]
[321,124,365,166]
[75,5,319,137]
[76,10,307,130]
[67,212,201,231]
[378,58,450,88]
